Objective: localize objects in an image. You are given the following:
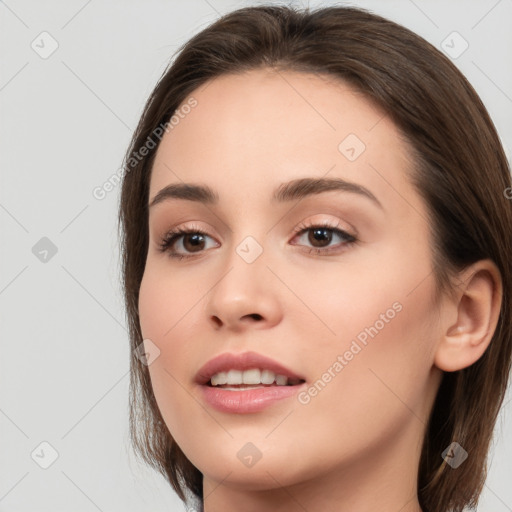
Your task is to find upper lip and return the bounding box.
[195,351,306,385]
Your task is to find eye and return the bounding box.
[158,221,358,260]
[291,220,357,256]
[158,224,218,260]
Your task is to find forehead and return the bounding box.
[149,68,418,214]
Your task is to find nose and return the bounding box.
[205,251,283,332]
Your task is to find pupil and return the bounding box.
[185,234,204,251]
[310,228,331,247]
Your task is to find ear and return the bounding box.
[434,259,503,372]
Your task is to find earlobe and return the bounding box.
[434,259,503,372]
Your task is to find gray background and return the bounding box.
[1,0,511,511]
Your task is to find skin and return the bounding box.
[138,68,502,512]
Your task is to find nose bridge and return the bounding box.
[204,228,283,329]
[214,232,268,301]
[220,208,271,277]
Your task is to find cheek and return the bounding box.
[295,268,438,450]
[137,261,210,445]
[289,241,438,437]
[138,261,200,340]
[138,263,204,374]
[283,239,432,362]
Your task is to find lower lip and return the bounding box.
[200,383,307,413]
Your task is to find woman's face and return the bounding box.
[139,69,444,499]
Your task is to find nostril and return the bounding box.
[211,316,222,328]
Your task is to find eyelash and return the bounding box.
[158,221,357,260]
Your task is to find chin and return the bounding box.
[198,444,317,490]
[202,461,296,491]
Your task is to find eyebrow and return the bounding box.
[148,177,383,210]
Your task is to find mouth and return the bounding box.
[195,350,307,387]
[206,369,305,389]
[195,351,307,413]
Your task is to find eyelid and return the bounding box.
[290,215,357,238]
[158,222,216,248]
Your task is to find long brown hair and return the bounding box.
[118,5,512,511]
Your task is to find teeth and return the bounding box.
[210,371,228,386]
[243,368,261,384]
[210,368,293,386]
[261,369,275,384]
[275,374,288,386]
[227,370,242,385]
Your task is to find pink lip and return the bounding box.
[195,351,307,414]
[194,351,305,385]
[200,383,307,413]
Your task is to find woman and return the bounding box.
[118,5,512,512]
